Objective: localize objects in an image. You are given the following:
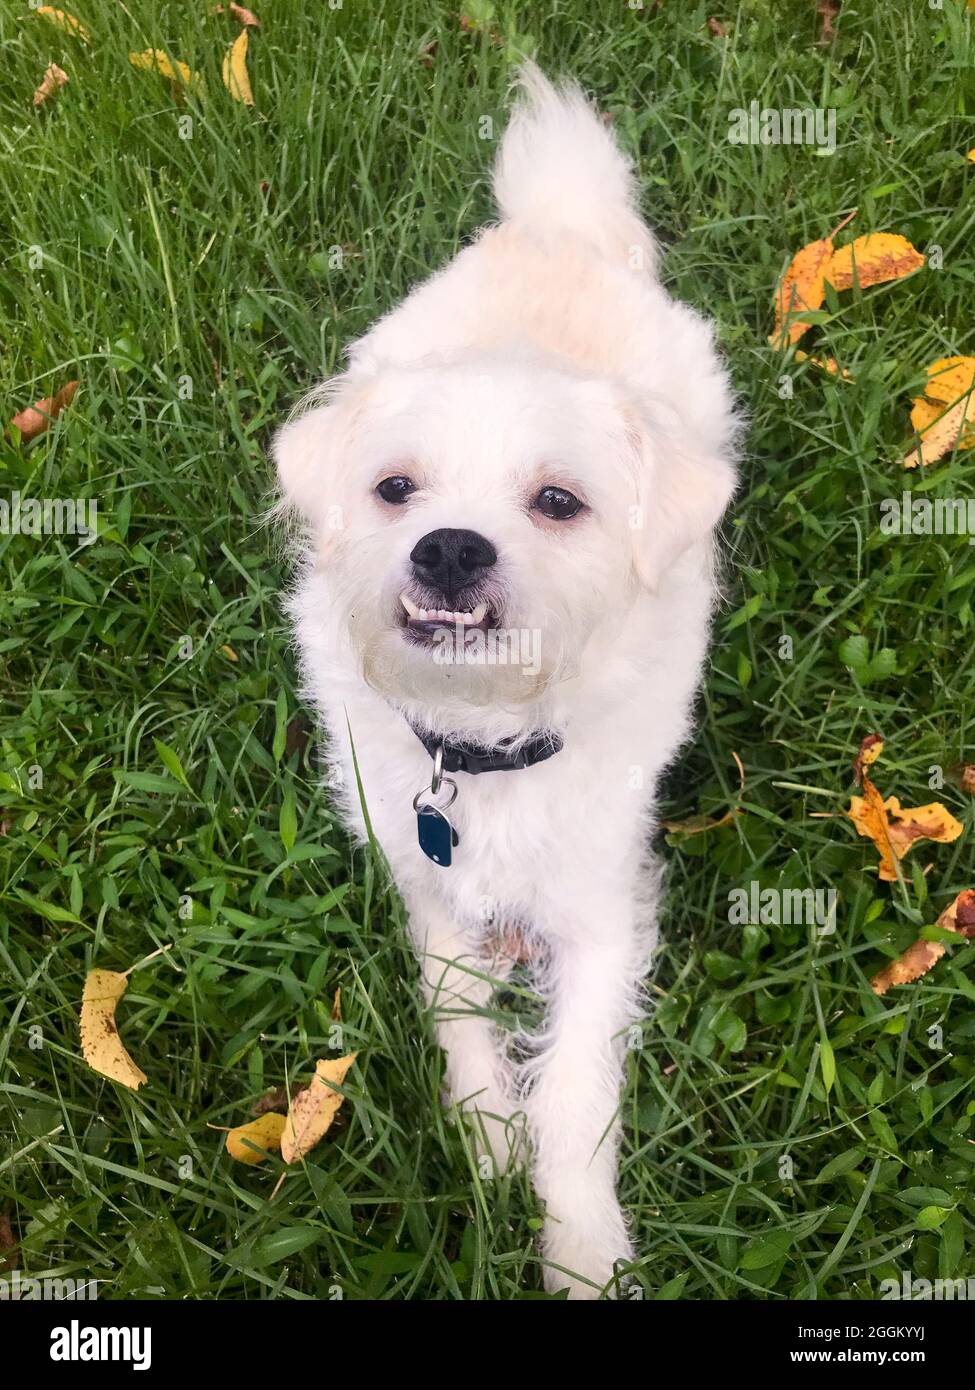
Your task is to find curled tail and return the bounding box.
[492,62,657,273]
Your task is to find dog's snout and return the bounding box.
[410,528,497,596]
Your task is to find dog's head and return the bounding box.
[274,353,733,714]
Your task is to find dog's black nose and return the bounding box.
[410,528,497,598]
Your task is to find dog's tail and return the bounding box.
[492,62,657,273]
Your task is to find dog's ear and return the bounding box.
[272,375,370,537]
[625,393,737,590]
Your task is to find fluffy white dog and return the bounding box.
[274,65,737,1299]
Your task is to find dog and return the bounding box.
[273,65,738,1299]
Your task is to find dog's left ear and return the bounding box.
[624,393,737,590]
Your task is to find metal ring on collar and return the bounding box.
[412,777,458,813]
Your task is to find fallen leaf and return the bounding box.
[281,1054,356,1164]
[331,987,342,1021]
[825,233,924,292]
[35,6,91,42]
[9,380,79,442]
[871,889,975,995]
[707,18,727,37]
[662,752,746,835]
[795,350,852,379]
[215,2,260,23]
[848,780,964,882]
[0,1207,17,1273]
[817,0,840,43]
[968,149,975,164]
[33,63,69,108]
[222,29,254,106]
[960,765,975,795]
[225,1112,286,1164]
[80,970,148,1090]
[903,393,974,470]
[853,732,884,787]
[770,210,856,347]
[129,49,202,92]
[251,1085,290,1116]
[905,356,975,469]
[220,644,238,662]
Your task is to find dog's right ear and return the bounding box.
[272,383,344,533]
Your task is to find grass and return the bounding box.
[2,0,975,1301]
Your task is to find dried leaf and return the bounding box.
[33,63,69,108]
[251,1085,289,1116]
[871,890,975,995]
[225,1112,286,1164]
[960,765,975,795]
[281,1054,356,1164]
[222,29,254,106]
[661,808,741,836]
[330,987,342,1021]
[80,970,148,1090]
[9,380,79,442]
[129,49,202,91]
[215,2,260,24]
[35,7,91,42]
[707,18,727,37]
[817,0,840,43]
[825,233,924,291]
[769,211,856,347]
[220,644,238,662]
[905,356,975,468]
[795,350,852,379]
[0,1207,18,1273]
[853,732,884,787]
[848,788,964,881]
[903,393,975,470]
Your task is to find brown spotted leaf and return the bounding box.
[280,1054,356,1164]
[79,970,148,1090]
[871,890,975,995]
[825,233,924,291]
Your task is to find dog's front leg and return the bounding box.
[528,922,642,1299]
[404,887,519,1171]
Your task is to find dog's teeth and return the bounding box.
[400,593,422,619]
[469,603,487,623]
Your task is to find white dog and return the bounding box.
[273,65,737,1299]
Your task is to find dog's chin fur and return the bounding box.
[273,63,739,1298]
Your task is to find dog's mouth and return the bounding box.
[399,592,496,646]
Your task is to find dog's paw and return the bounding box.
[541,1213,634,1300]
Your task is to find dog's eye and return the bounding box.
[376,475,417,505]
[533,485,584,521]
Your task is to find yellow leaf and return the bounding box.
[825,233,924,291]
[905,356,975,467]
[35,7,91,42]
[968,149,975,163]
[225,1112,286,1164]
[281,1054,356,1164]
[769,211,856,348]
[220,644,238,662]
[903,393,975,470]
[794,350,852,380]
[871,889,975,995]
[848,789,964,881]
[80,970,148,1090]
[129,49,202,91]
[33,63,69,108]
[222,30,254,106]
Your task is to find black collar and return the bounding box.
[408,722,563,775]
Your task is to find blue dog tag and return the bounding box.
[417,804,459,867]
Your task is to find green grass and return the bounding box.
[2,0,975,1301]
